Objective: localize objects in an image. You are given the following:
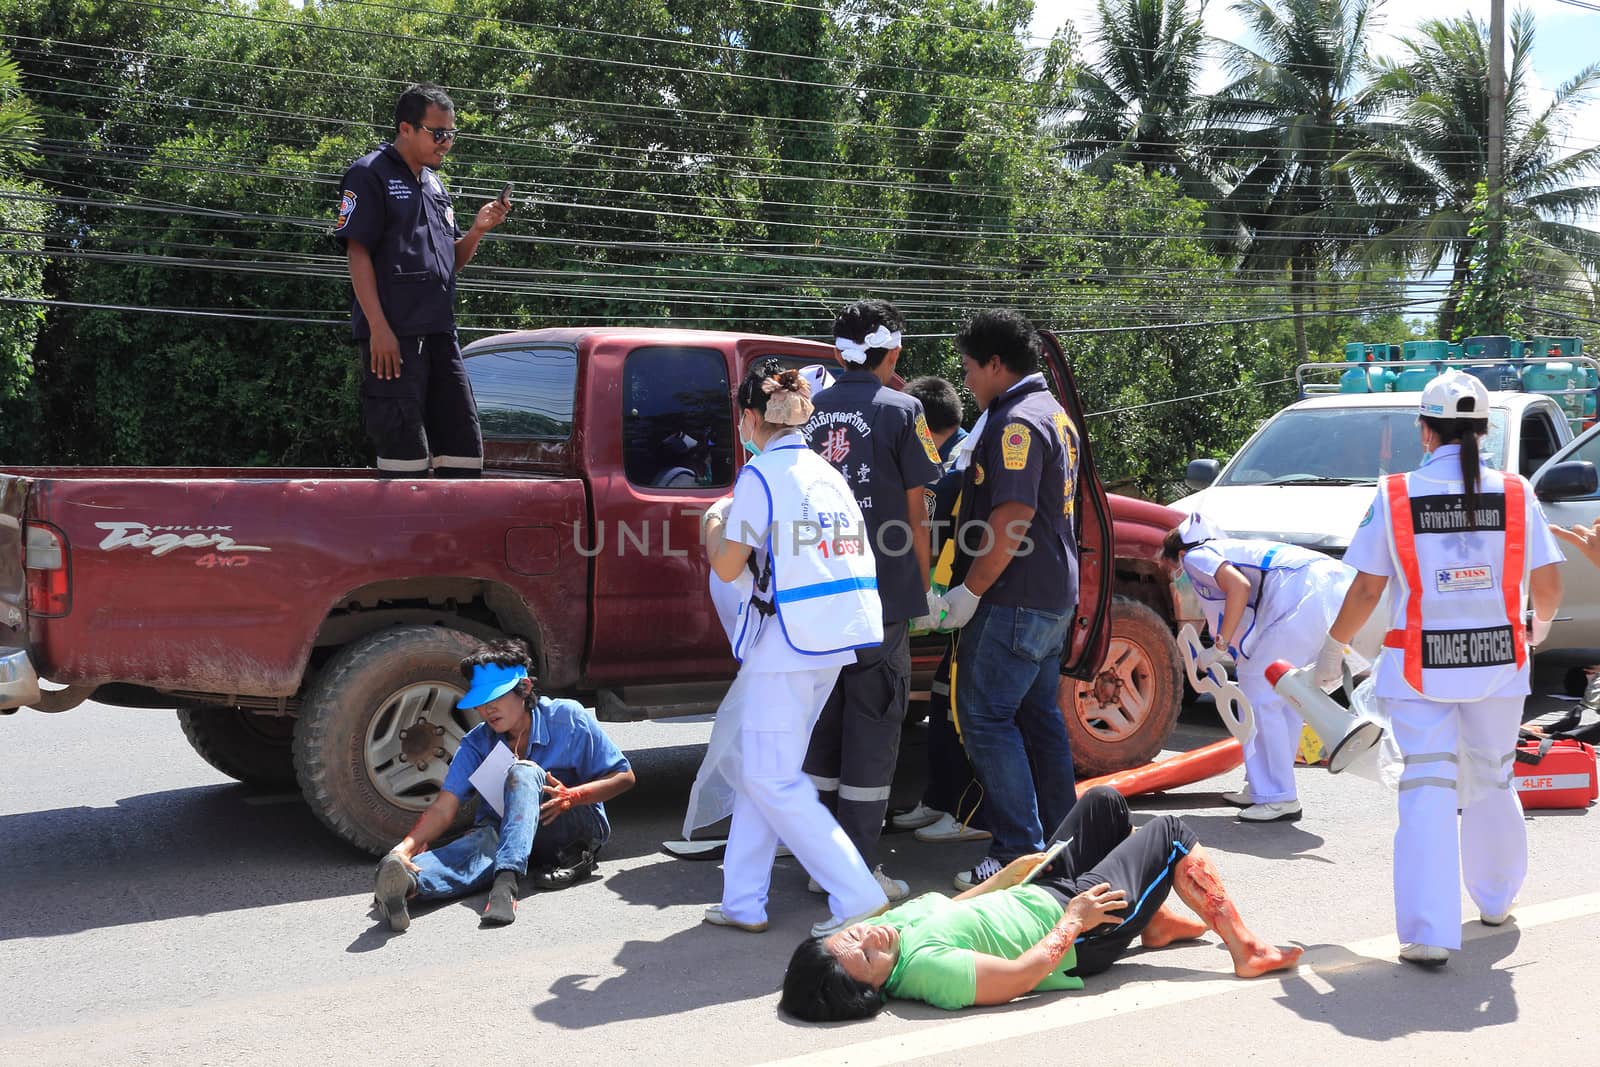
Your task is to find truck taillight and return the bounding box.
[24,523,70,616]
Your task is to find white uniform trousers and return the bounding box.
[722,665,888,925]
[1384,695,1527,949]
[1233,605,1329,803]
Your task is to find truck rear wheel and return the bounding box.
[1062,596,1182,777]
[294,624,484,855]
[176,704,297,788]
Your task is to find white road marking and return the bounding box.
[757,892,1600,1067]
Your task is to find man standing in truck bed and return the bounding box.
[801,300,943,901]
[333,82,509,477]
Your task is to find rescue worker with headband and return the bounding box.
[1317,371,1563,966]
[699,360,891,939]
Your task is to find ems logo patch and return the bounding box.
[914,413,941,464]
[1436,565,1493,593]
[335,189,357,231]
[1001,423,1031,471]
[1359,504,1374,528]
[974,463,985,485]
[821,427,851,465]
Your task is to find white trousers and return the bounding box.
[721,666,887,925]
[1383,695,1527,949]
[1235,606,1329,803]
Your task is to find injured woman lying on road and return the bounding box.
[779,787,1301,1021]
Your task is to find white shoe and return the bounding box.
[1239,800,1302,823]
[702,905,767,933]
[810,904,887,939]
[1399,942,1450,966]
[888,803,942,831]
[914,812,992,843]
[873,865,910,902]
[952,856,1003,891]
[1220,789,1254,807]
[1480,909,1513,927]
[807,876,825,895]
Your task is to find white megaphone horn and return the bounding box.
[1265,660,1385,774]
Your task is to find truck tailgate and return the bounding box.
[0,475,26,646]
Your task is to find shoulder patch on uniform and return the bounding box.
[1001,423,1031,471]
[974,463,985,485]
[334,189,357,231]
[914,413,942,465]
[1359,504,1374,528]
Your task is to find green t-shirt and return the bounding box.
[880,887,1084,1011]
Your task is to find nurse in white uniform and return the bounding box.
[1163,515,1376,823]
[700,359,890,940]
[1317,371,1563,966]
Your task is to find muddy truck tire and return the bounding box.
[1062,596,1182,777]
[176,704,298,788]
[294,624,485,855]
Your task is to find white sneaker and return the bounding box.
[1480,909,1513,926]
[914,812,992,843]
[1238,800,1302,823]
[1399,942,1450,966]
[702,905,768,933]
[952,856,1003,891]
[807,876,825,895]
[888,803,943,832]
[874,865,910,902]
[810,904,887,939]
[1220,789,1254,807]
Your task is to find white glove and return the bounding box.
[1530,614,1554,647]
[1195,645,1225,674]
[911,588,943,632]
[1313,634,1349,692]
[939,584,981,630]
[702,497,733,558]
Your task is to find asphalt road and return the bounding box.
[2,659,1597,1066]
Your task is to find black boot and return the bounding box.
[530,843,598,890]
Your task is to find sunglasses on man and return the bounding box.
[416,122,459,144]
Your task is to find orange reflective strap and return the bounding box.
[1503,477,1529,668]
[1384,474,1426,692]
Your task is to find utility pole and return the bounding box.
[1487,0,1506,258]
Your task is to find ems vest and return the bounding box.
[741,441,884,656]
[1186,539,1328,661]
[1379,468,1530,700]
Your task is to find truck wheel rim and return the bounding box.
[363,682,476,811]
[1071,635,1156,742]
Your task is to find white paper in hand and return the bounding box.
[468,741,518,818]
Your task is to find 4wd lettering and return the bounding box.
[95,521,271,558]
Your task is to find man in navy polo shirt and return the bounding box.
[372,640,635,931]
[333,82,509,477]
[937,309,1081,891]
[800,299,942,902]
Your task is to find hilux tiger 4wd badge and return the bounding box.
[1435,565,1493,593]
[95,521,271,558]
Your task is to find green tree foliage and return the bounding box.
[0,45,46,413]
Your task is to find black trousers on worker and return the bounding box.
[921,642,988,829]
[357,332,483,478]
[1035,786,1200,976]
[803,621,911,869]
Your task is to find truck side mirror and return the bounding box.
[1185,459,1220,492]
[1536,460,1598,502]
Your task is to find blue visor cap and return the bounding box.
[457,663,528,710]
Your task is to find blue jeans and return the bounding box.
[954,602,1076,863]
[413,760,607,901]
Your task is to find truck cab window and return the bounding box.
[1521,412,1560,479]
[465,345,577,438]
[623,346,735,490]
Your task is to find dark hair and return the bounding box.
[737,358,811,425]
[1161,526,1184,562]
[778,937,886,1023]
[395,82,455,133]
[459,638,537,698]
[904,376,962,433]
[1420,414,1490,521]
[956,309,1041,377]
[833,299,907,370]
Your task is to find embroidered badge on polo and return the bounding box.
[974,463,986,485]
[1001,423,1031,470]
[914,414,942,464]
[335,189,357,230]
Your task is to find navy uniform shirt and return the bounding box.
[953,378,1080,614]
[804,369,944,624]
[331,143,463,339]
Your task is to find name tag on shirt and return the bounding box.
[1435,565,1494,593]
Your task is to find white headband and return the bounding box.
[834,326,902,365]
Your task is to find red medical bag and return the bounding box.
[1512,736,1598,810]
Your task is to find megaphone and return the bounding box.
[1265,660,1384,774]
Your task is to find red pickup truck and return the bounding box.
[1,327,1191,854]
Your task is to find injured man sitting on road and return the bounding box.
[780,787,1300,1020]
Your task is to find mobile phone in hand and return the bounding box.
[498,182,513,206]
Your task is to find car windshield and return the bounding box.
[1217,407,1508,486]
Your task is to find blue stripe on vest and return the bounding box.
[773,576,879,604]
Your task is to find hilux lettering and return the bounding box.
[96,521,271,558]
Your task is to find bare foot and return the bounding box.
[1141,906,1208,948]
[1233,942,1304,978]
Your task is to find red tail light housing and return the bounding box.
[25,522,70,617]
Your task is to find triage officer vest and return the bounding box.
[741,441,884,656]
[1186,539,1327,660]
[1379,467,1530,700]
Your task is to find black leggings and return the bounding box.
[1036,786,1200,976]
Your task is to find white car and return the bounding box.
[1530,421,1600,651]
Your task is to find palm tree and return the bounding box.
[1342,10,1600,335]
[1205,0,1380,362]
[0,48,41,171]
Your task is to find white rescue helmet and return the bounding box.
[797,363,834,398]
[1176,512,1224,548]
[1419,369,1490,420]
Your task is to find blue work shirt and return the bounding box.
[953,378,1080,614]
[441,696,631,831]
[332,143,462,340]
[803,370,944,624]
